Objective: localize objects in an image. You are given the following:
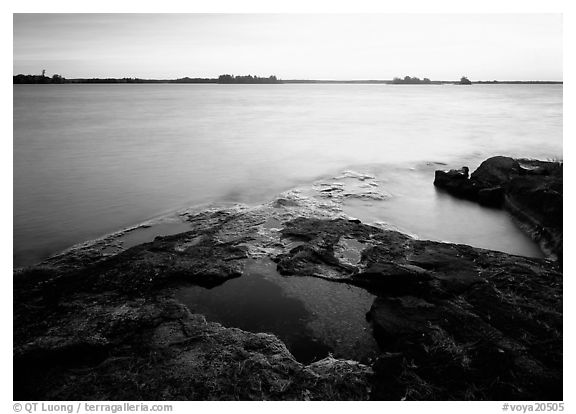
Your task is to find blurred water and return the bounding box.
[13,84,562,266]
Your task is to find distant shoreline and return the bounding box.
[13,74,563,85]
[286,80,563,85]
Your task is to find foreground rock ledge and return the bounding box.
[14,184,562,400]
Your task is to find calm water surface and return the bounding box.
[175,258,378,364]
[14,84,562,266]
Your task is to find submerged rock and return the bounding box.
[434,156,563,261]
[313,173,390,202]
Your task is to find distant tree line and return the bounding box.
[14,73,282,84]
[13,73,561,85]
[68,78,156,84]
[217,74,281,84]
[392,76,432,84]
[13,74,157,84]
[474,80,562,84]
[171,77,215,84]
[66,77,216,84]
[13,74,66,84]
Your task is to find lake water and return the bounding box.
[14,84,562,266]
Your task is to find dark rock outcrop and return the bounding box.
[275,217,562,400]
[434,156,562,261]
[14,176,562,401]
[13,213,373,401]
[14,294,372,400]
[433,166,477,200]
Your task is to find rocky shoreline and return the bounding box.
[14,157,563,401]
[434,156,562,263]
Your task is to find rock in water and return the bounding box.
[433,166,479,200]
[434,156,562,261]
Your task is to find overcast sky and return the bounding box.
[13,13,562,80]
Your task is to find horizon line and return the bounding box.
[12,73,564,83]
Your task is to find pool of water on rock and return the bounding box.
[175,258,379,364]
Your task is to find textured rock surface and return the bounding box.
[434,156,562,261]
[14,198,374,401]
[14,292,373,400]
[274,217,562,400]
[14,162,562,401]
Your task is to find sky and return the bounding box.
[13,13,563,81]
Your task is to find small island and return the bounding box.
[217,74,281,84]
[391,76,432,84]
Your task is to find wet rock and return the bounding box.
[275,218,384,280]
[14,294,373,400]
[334,170,376,181]
[368,296,438,349]
[274,217,562,400]
[313,178,390,202]
[14,187,562,401]
[372,352,405,377]
[433,166,478,200]
[14,199,377,401]
[477,186,505,207]
[77,231,249,293]
[471,156,522,185]
[351,263,433,295]
[273,197,300,208]
[434,156,562,261]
